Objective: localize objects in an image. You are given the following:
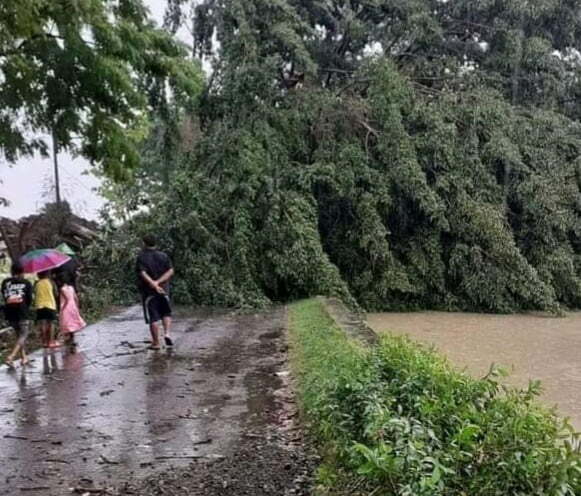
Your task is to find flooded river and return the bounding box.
[367,311,581,430]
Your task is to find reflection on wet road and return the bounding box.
[0,306,281,494]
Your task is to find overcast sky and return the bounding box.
[0,0,170,221]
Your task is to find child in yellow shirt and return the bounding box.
[34,271,58,348]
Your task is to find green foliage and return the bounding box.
[88,0,581,313]
[0,0,204,179]
[289,299,581,495]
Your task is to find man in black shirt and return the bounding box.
[1,261,33,367]
[136,235,175,350]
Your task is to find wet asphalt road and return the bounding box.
[0,306,287,495]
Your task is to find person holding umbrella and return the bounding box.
[20,249,71,349]
[35,270,59,348]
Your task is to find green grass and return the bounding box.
[289,299,581,496]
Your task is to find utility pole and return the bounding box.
[52,128,61,205]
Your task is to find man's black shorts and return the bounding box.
[143,295,172,324]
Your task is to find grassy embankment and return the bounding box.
[288,299,581,495]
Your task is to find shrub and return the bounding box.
[289,299,581,495]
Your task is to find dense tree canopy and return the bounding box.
[90,0,581,313]
[0,0,203,178]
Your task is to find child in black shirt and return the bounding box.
[1,262,33,367]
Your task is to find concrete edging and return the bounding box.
[318,297,379,346]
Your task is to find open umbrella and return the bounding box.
[20,249,71,274]
[55,243,75,256]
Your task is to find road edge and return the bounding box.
[317,296,379,346]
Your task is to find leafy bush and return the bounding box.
[289,299,581,495]
[78,223,143,321]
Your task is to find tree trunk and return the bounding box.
[52,128,61,205]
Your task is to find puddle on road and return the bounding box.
[368,311,581,430]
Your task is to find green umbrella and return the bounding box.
[55,243,75,256]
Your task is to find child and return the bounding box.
[1,262,33,367]
[34,270,58,348]
[57,272,86,346]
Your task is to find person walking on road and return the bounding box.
[57,272,86,348]
[34,270,59,349]
[1,262,33,367]
[136,235,174,350]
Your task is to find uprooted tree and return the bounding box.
[89,0,581,313]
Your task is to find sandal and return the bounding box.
[4,359,15,369]
[148,345,161,350]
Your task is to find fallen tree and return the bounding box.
[0,202,98,260]
[88,0,581,313]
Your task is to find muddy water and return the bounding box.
[367,311,581,430]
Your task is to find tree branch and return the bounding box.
[0,33,64,58]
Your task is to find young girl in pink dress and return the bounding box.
[58,273,86,346]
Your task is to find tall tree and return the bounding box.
[0,0,204,179]
[292,0,581,114]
